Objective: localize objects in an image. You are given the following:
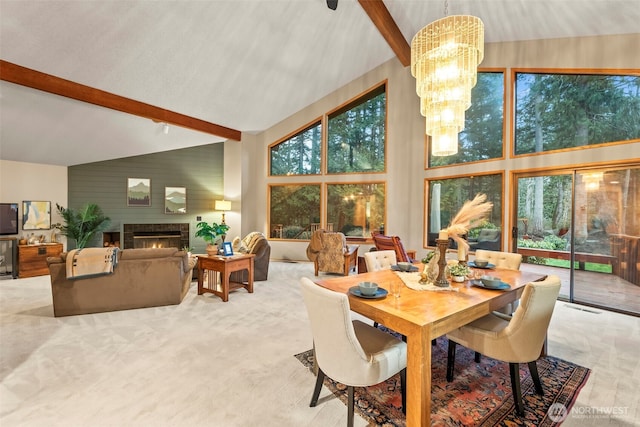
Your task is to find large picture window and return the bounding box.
[269,121,322,176]
[426,72,505,167]
[269,184,321,240]
[425,173,503,248]
[326,183,385,238]
[514,71,640,155]
[327,83,386,174]
[428,71,505,167]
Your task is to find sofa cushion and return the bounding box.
[120,247,179,260]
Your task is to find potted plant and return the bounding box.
[51,203,111,249]
[195,221,230,256]
[448,263,470,282]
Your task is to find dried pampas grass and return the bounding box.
[446,193,493,251]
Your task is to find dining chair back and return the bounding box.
[474,249,523,315]
[446,274,561,415]
[300,277,407,426]
[363,250,397,272]
[474,249,522,270]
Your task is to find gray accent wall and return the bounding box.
[68,143,224,253]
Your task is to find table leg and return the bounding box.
[247,259,254,293]
[221,269,230,302]
[197,266,204,295]
[406,328,431,427]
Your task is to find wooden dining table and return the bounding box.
[314,265,546,427]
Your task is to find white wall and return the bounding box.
[243,33,640,261]
[0,159,68,248]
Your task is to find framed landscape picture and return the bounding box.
[165,186,187,214]
[22,200,51,230]
[127,178,151,207]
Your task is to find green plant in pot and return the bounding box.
[448,263,470,282]
[195,221,230,256]
[51,203,111,249]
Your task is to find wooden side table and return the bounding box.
[196,254,255,302]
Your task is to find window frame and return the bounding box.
[268,183,322,240]
[423,171,505,249]
[425,69,507,169]
[511,68,640,158]
[326,82,388,175]
[268,118,323,177]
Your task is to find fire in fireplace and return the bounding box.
[132,231,181,249]
[123,223,189,250]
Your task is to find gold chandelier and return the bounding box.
[411,12,484,156]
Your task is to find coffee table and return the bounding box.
[196,254,255,302]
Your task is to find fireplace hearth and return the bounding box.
[123,223,189,250]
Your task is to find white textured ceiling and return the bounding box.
[1,0,639,166]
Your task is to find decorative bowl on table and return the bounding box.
[474,259,489,268]
[397,262,412,272]
[481,275,502,288]
[358,281,379,296]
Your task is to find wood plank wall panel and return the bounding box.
[68,143,224,252]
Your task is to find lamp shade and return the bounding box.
[215,200,231,211]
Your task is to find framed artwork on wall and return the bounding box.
[165,187,187,214]
[127,178,151,207]
[22,200,51,230]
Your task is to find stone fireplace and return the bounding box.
[123,223,190,250]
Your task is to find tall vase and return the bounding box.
[435,239,450,287]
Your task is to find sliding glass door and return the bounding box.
[514,166,640,315]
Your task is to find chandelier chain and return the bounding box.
[444,0,449,16]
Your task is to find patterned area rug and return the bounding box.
[295,336,590,426]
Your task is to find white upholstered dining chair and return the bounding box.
[363,250,397,272]
[300,277,407,426]
[474,249,523,315]
[446,274,561,416]
[474,249,523,270]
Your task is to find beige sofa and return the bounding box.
[47,248,196,317]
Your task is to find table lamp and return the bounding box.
[215,199,231,225]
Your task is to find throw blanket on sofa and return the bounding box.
[66,247,119,279]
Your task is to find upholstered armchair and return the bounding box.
[468,229,502,251]
[371,233,415,262]
[306,230,358,276]
[230,232,271,281]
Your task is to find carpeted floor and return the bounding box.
[296,337,590,427]
[1,261,637,426]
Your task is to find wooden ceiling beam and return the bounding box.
[0,60,242,141]
[358,0,411,67]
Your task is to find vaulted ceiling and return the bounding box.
[1,0,638,166]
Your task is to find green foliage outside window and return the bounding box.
[429,72,505,167]
[515,72,640,155]
[327,85,386,173]
[327,183,385,238]
[270,122,322,176]
[427,174,503,247]
[269,184,320,240]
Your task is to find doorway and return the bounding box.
[513,165,640,315]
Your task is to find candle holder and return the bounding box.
[435,239,450,287]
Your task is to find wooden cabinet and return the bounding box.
[18,243,63,278]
